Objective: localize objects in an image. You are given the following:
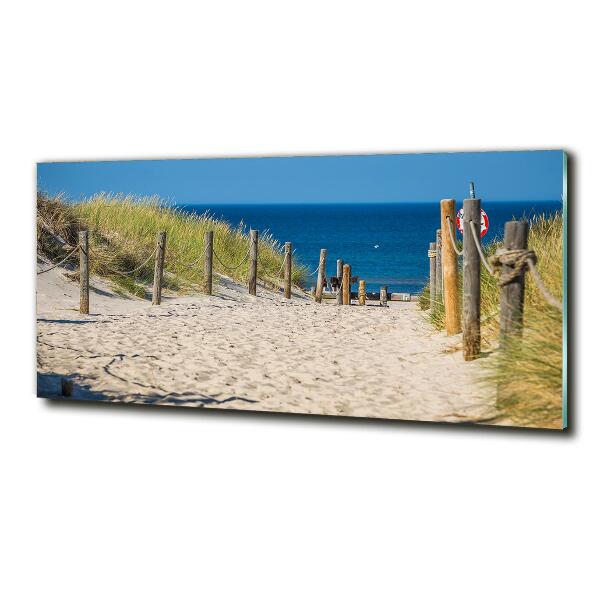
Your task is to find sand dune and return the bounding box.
[37,260,499,424]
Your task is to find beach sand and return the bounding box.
[37,260,499,424]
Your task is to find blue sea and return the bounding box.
[180,201,562,294]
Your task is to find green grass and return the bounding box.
[491,213,563,428]
[419,213,563,428]
[37,192,308,297]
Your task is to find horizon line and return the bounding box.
[58,196,563,206]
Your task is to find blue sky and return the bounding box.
[37,150,564,204]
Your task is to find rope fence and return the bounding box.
[445,216,463,256]
[469,220,562,309]
[489,247,537,286]
[171,245,208,271]
[469,220,494,275]
[38,219,397,315]
[213,248,250,271]
[306,257,324,277]
[258,254,286,281]
[526,258,563,311]
[36,225,305,312]
[430,198,563,362]
[106,248,157,277]
[36,244,80,275]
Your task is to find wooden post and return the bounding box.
[440,199,461,335]
[336,259,344,305]
[435,228,443,301]
[429,241,437,309]
[500,220,529,343]
[152,231,166,305]
[380,286,388,307]
[79,230,89,314]
[358,280,366,305]
[342,264,350,305]
[315,248,327,303]
[249,229,258,296]
[348,264,352,304]
[462,198,481,360]
[283,242,292,299]
[204,230,213,295]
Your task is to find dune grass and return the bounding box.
[419,213,564,428]
[37,192,307,298]
[492,213,563,428]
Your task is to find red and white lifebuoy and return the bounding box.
[456,208,489,238]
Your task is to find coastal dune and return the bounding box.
[37,261,498,424]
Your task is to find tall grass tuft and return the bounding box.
[37,192,307,297]
[492,213,563,428]
[418,212,563,428]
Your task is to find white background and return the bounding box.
[1,2,597,599]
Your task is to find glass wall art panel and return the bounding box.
[36,150,567,429]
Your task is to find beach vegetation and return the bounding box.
[37,192,307,297]
[419,212,563,428]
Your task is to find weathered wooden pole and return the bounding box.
[152,231,167,305]
[283,242,292,299]
[315,248,327,303]
[435,228,443,301]
[358,280,366,305]
[79,230,89,314]
[204,230,213,295]
[462,198,481,360]
[380,285,388,307]
[429,241,437,309]
[249,229,258,296]
[440,199,461,335]
[342,264,350,305]
[500,220,529,344]
[336,259,344,305]
[348,264,352,303]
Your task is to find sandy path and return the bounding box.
[37,261,498,423]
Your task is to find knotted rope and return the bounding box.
[488,248,562,312]
[462,220,562,311]
[489,248,537,287]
